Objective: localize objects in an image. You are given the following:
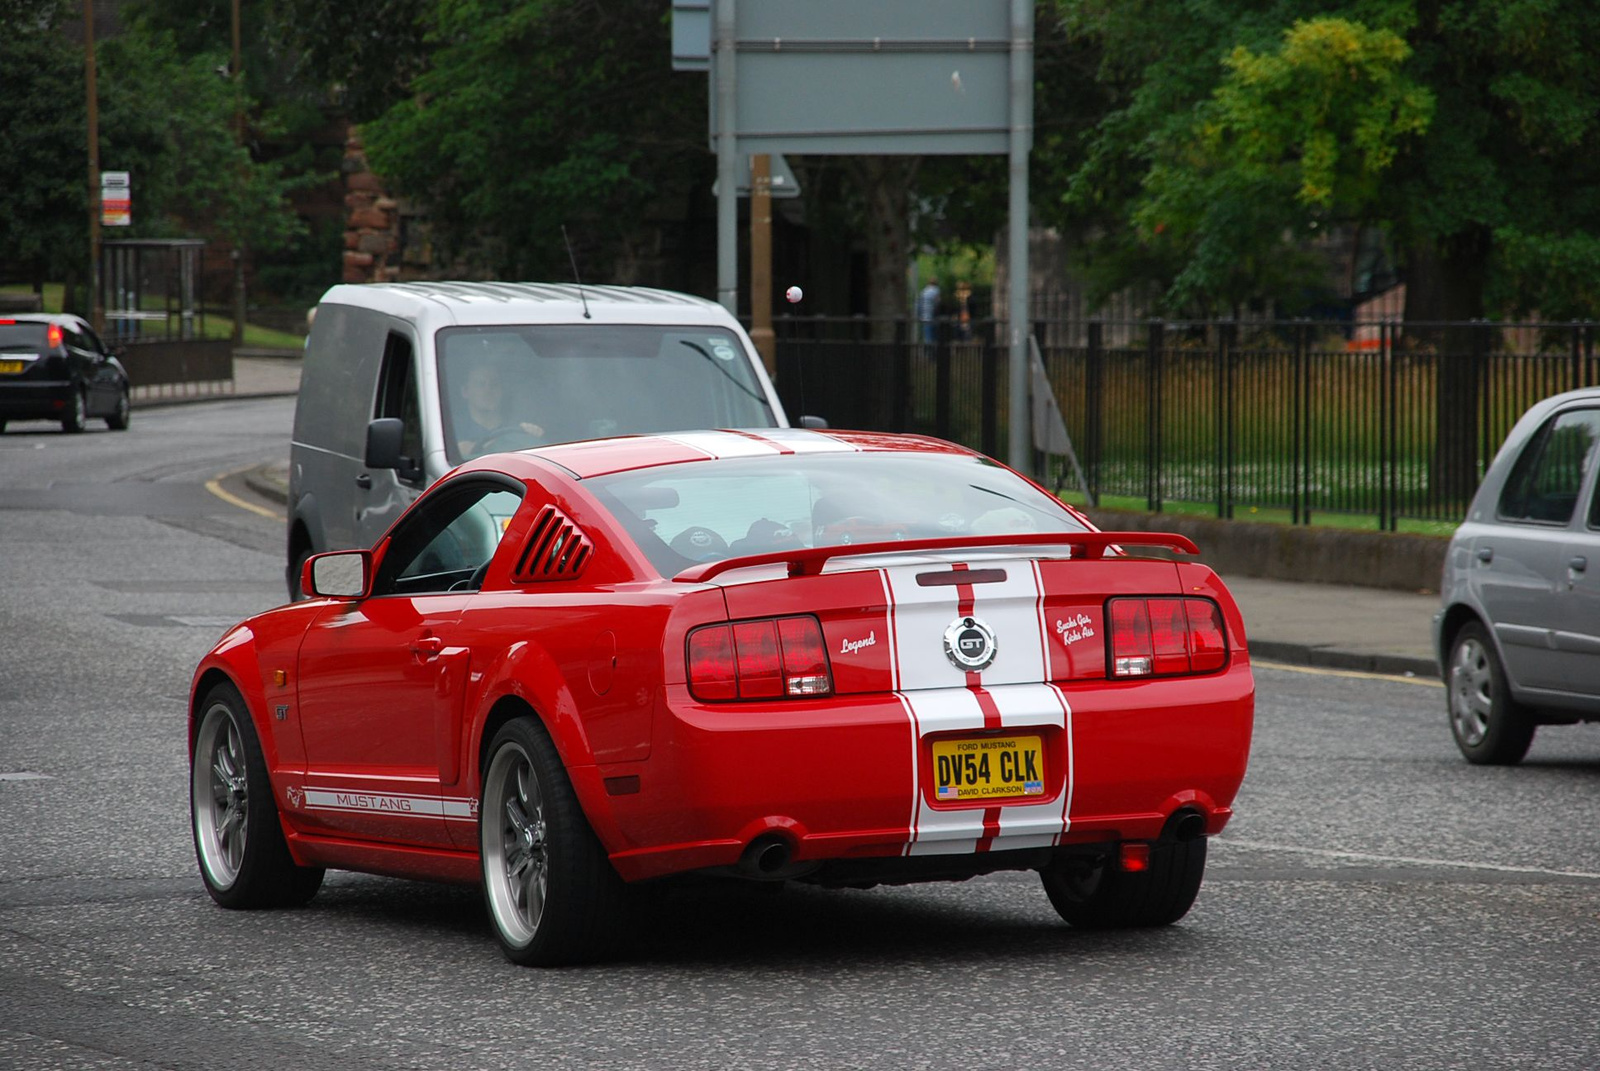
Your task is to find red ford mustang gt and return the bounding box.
[190,429,1254,965]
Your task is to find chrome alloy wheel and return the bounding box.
[483,743,549,946]
[1449,635,1494,747]
[193,702,249,888]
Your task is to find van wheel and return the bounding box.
[287,540,311,602]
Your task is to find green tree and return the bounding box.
[361,0,709,282]
[0,0,88,292]
[1055,0,1600,323]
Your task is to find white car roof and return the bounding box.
[316,281,739,332]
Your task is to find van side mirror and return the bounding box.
[365,418,423,482]
[799,414,829,429]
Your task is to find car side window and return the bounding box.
[375,332,424,482]
[1498,408,1600,525]
[372,480,524,597]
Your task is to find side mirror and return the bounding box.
[365,418,424,482]
[799,414,829,429]
[302,550,372,599]
[365,418,405,469]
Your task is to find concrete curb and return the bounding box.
[131,388,299,411]
[244,463,289,506]
[1083,506,1449,595]
[1249,640,1437,680]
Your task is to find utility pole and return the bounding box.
[749,154,775,378]
[83,0,101,332]
[231,0,246,347]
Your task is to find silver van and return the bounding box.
[286,281,792,597]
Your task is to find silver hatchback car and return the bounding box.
[1435,387,1600,764]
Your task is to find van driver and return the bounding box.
[454,361,544,458]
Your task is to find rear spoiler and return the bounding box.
[673,531,1200,584]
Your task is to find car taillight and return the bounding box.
[46,324,62,348]
[1107,597,1227,678]
[688,615,833,701]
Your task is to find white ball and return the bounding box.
[785,285,803,304]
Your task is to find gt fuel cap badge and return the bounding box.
[944,615,998,671]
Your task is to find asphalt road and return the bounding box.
[3,399,1599,1070]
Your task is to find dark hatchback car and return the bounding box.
[0,313,131,433]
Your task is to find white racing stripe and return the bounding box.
[742,428,861,453]
[882,558,1075,856]
[658,430,782,459]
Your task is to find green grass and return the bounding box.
[1060,490,1459,537]
[0,283,303,349]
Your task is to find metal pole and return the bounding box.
[714,0,738,315]
[1005,0,1033,471]
[231,0,247,346]
[83,0,101,333]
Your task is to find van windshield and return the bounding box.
[437,324,776,462]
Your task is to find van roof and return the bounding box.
[317,281,734,329]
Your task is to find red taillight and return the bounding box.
[688,615,834,701]
[46,324,62,348]
[1106,597,1228,678]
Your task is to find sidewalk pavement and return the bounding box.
[229,352,1443,680]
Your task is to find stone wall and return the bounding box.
[341,130,401,284]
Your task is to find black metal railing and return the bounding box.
[771,316,1600,528]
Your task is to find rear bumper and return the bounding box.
[592,661,1255,882]
[0,382,75,420]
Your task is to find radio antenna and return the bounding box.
[562,224,591,319]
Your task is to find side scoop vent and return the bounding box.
[513,505,593,582]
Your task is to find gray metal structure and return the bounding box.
[703,0,1034,469]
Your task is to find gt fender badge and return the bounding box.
[943,615,997,671]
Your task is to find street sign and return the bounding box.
[709,0,1016,156]
[711,154,801,199]
[672,0,710,71]
[101,171,130,227]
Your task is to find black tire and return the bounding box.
[1446,620,1535,765]
[480,717,627,966]
[106,388,130,430]
[1042,835,1207,929]
[287,541,311,602]
[61,389,86,433]
[191,681,324,908]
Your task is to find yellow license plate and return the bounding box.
[0,360,23,374]
[932,734,1045,801]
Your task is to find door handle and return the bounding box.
[1476,547,1493,563]
[411,635,444,659]
[1570,555,1588,573]
[356,473,373,490]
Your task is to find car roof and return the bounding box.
[0,312,87,329]
[315,281,740,332]
[470,429,980,481]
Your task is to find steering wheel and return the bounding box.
[474,425,543,454]
[449,558,493,593]
[669,525,728,561]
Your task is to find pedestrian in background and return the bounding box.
[917,279,940,345]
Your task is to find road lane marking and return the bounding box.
[1223,838,1600,881]
[0,772,53,782]
[1253,659,1443,688]
[205,464,283,520]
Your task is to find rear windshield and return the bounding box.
[0,324,49,351]
[437,324,775,463]
[587,451,1090,576]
